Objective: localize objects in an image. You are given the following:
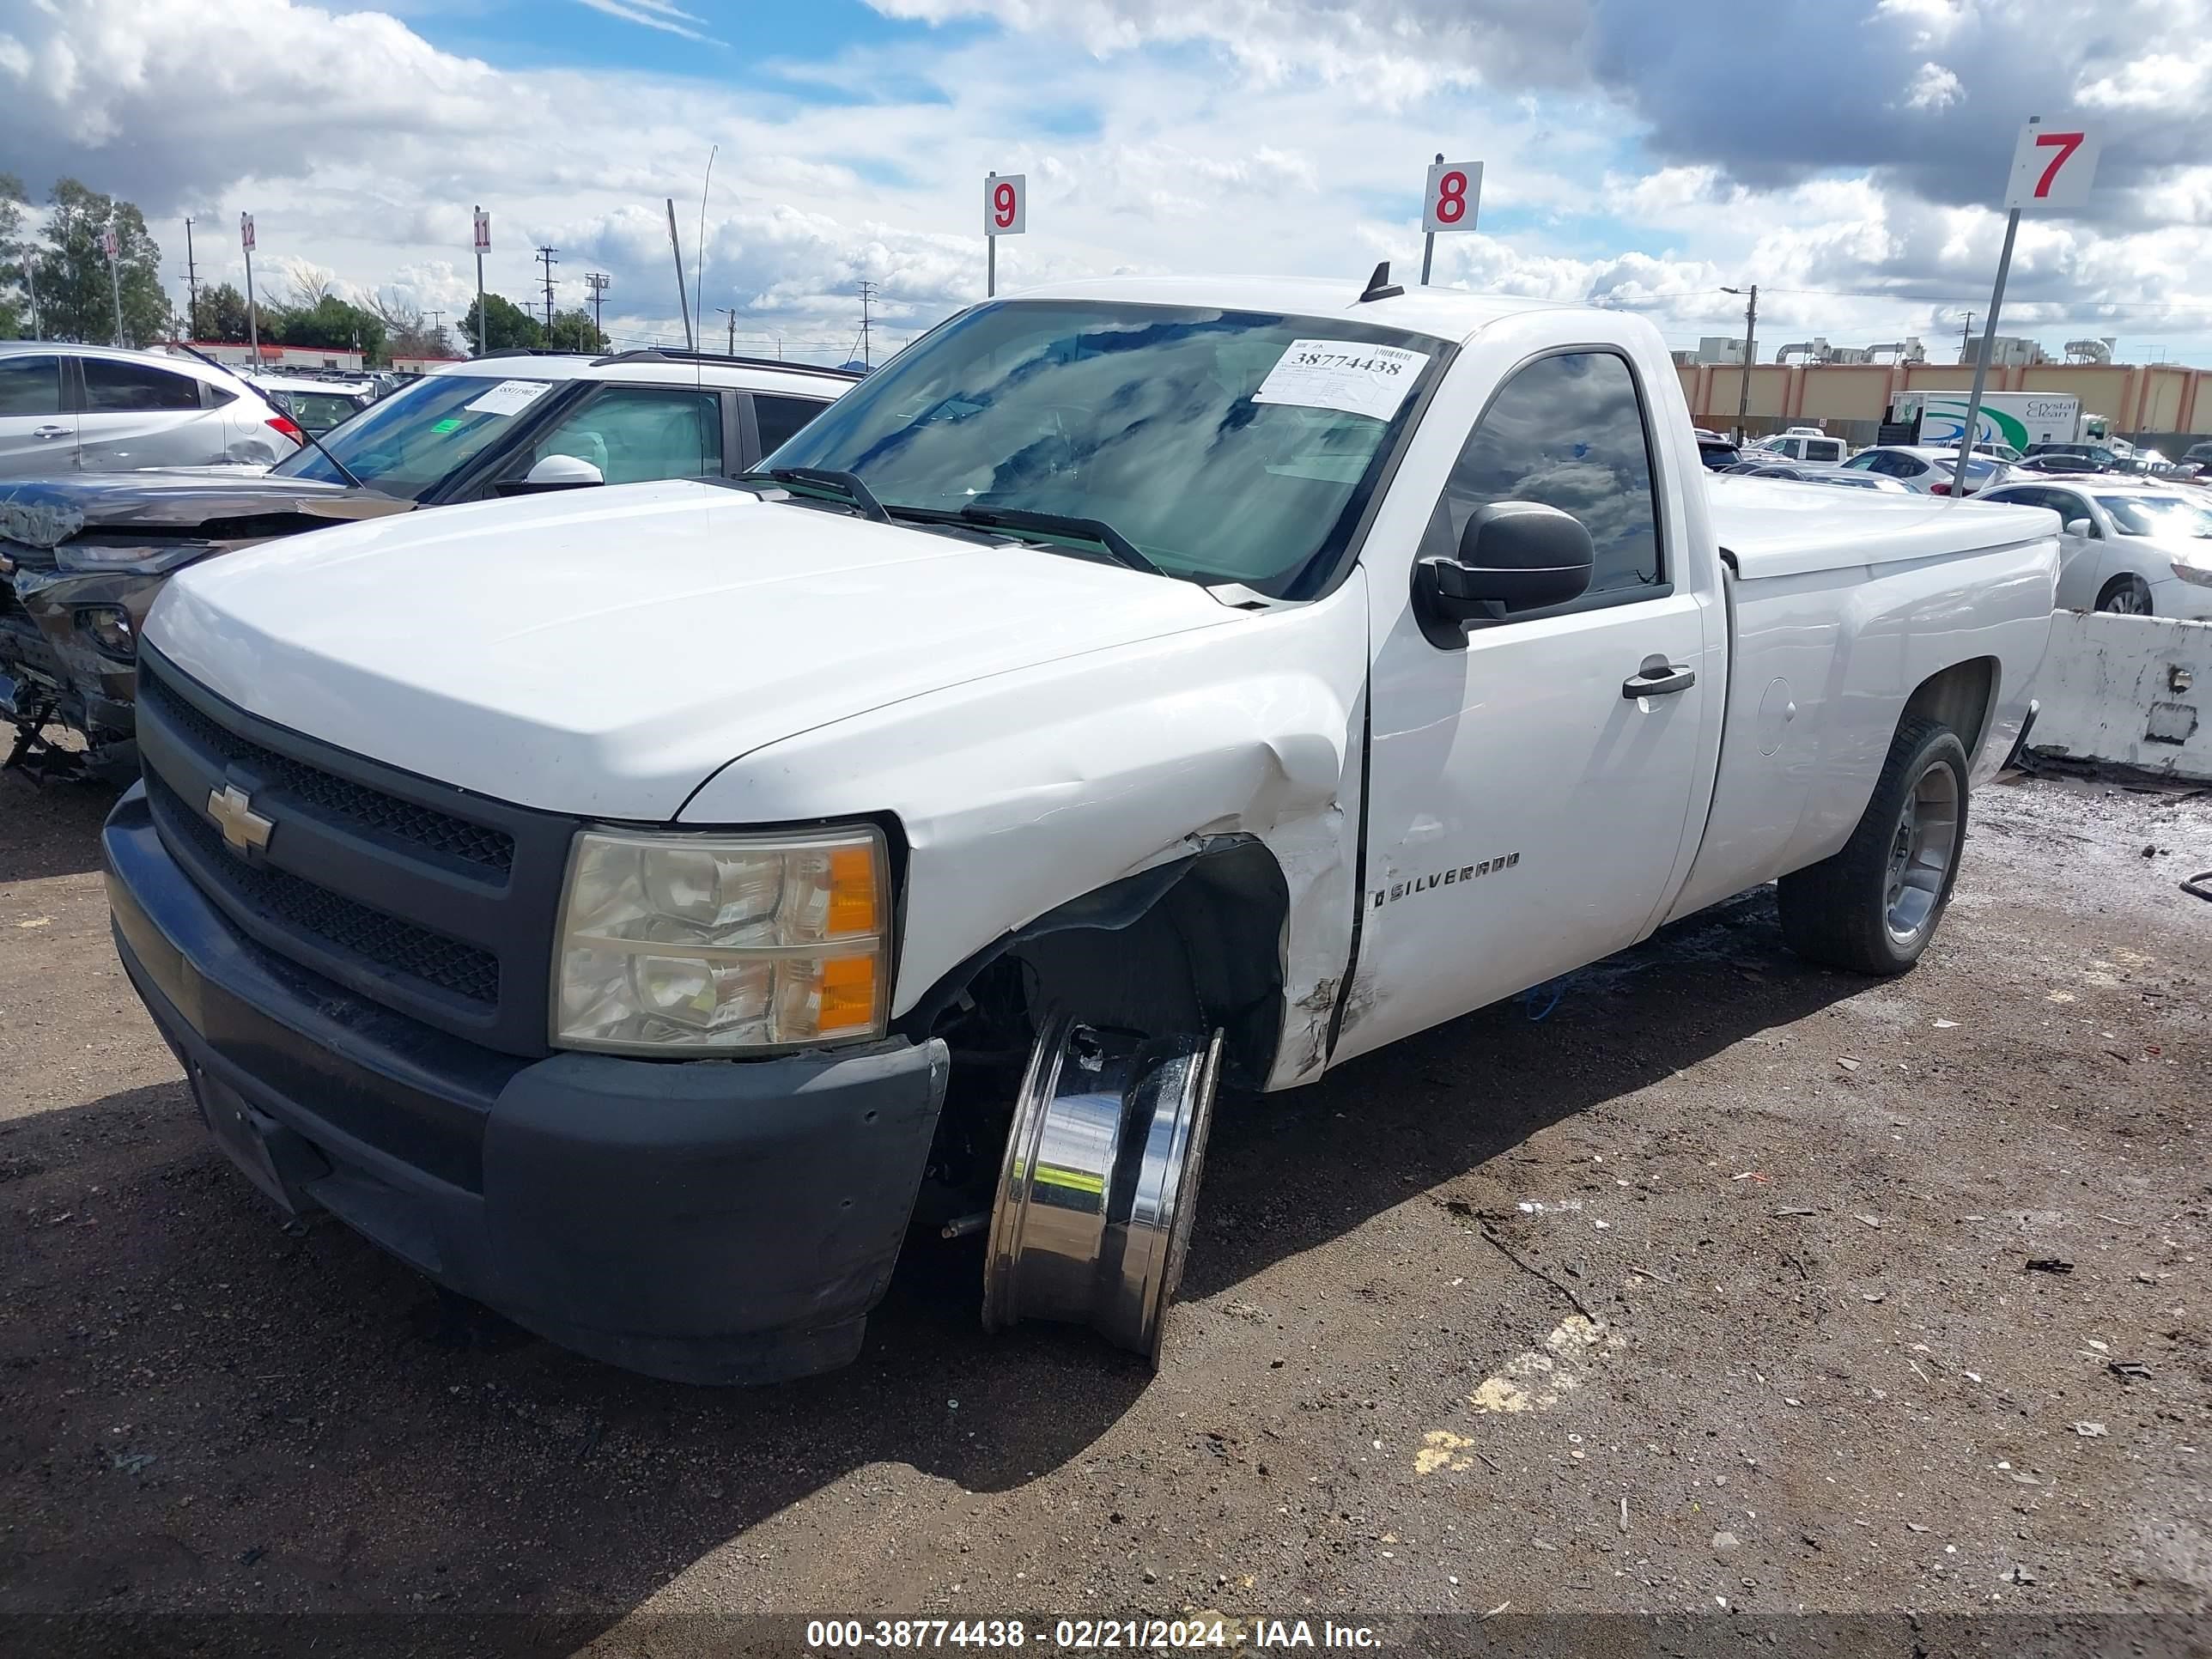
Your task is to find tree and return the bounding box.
[368,291,455,361]
[546,306,608,353]
[273,294,389,365]
[462,293,541,354]
[30,179,172,346]
[200,282,260,343]
[0,173,29,339]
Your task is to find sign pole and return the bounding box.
[473,205,489,357]
[987,171,997,298]
[105,234,124,345]
[241,212,258,360]
[1951,208,2019,495]
[1420,152,1442,285]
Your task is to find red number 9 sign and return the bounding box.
[984,173,1027,237]
[1422,159,1483,235]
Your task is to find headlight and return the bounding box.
[73,605,137,659]
[552,825,890,1054]
[2171,559,2212,587]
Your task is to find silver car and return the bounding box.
[1838,444,2015,496]
[0,343,303,478]
[1977,478,2212,619]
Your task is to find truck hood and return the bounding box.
[149,479,1243,818]
[0,469,405,553]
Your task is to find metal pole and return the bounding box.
[23,251,38,340]
[1735,283,1757,444]
[665,198,694,349]
[245,245,258,358]
[986,171,996,299]
[184,216,198,340]
[109,247,124,345]
[1420,152,1441,285]
[1952,207,2021,495]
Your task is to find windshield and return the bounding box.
[761,301,1444,595]
[272,372,560,497]
[2098,495,2212,538]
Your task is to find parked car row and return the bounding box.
[1,343,857,781]
[0,342,306,477]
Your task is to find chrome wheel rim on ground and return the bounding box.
[981,1009,1223,1366]
[1885,761,1960,945]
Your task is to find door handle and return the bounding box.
[31,425,69,439]
[1622,656,1696,699]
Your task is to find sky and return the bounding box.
[3,0,2210,368]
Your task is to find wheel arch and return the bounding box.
[1901,654,2001,769]
[895,835,1291,1093]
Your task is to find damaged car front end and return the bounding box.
[0,476,410,783]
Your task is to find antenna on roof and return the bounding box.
[1358,261,1403,304]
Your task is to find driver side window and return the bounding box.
[1435,350,1663,597]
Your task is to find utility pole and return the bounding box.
[585,271,609,344]
[427,309,445,356]
[857,279,878,369]
[535,245,557,337]
[716,306,738,356]
[1721,283,1758,445]
[183,216,199,340]
[1958,311,1975,363]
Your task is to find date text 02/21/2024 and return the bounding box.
[801,1617,1382,1649]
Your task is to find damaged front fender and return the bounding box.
[680,569,1376,1091]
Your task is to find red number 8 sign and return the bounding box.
[984,173,1027,237]
[1422,160,1483,235]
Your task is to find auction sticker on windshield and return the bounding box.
[461,380,554,417]
[1253,339,1429,422]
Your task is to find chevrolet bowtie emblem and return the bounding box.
[206,784,274,854]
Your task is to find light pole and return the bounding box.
[1720,283,1758,445]
[585,271,609,344]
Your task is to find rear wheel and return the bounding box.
[2097,574,2154,616]
[1778,714,1968,975]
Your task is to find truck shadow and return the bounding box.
[0,889,1863,1656]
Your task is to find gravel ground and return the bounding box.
[1,744,2207,1656]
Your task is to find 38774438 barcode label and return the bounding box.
[1252,339,1430,423]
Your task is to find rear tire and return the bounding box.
[2097,574,2154,616]
[1778,714,1968,975]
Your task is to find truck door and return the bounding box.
[1337,346,1713,1063]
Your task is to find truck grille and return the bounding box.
[147,771,501,1006]
[137,669,514,877]
[133,650,576,1056]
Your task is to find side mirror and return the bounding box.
[2063,517,2095,540]
[497,453,606,495]
[1416,501,1595,626]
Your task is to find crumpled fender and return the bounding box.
[680,572,1373,1091]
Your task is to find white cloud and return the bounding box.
[3,0,2211,366]
[1901,61,1961,111]
[573,0,725,46]
[2078,48,2212,112]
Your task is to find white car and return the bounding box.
[1838,444,2015,496]
[243,371,378,438]
[1722,459,1911,493]
[103,275,2056,1384]
[0,343,303,477]
[1978,477,2212,618]
[1752,428,1848,465]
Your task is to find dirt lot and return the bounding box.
[2,745,2208,1656]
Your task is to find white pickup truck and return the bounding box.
[103,274,2057,1384]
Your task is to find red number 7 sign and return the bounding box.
[2006,122,2100,210]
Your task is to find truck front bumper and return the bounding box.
[103,783,950,1385]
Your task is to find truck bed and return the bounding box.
[1664,477,2059,924]
[1706,474,2056,580]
